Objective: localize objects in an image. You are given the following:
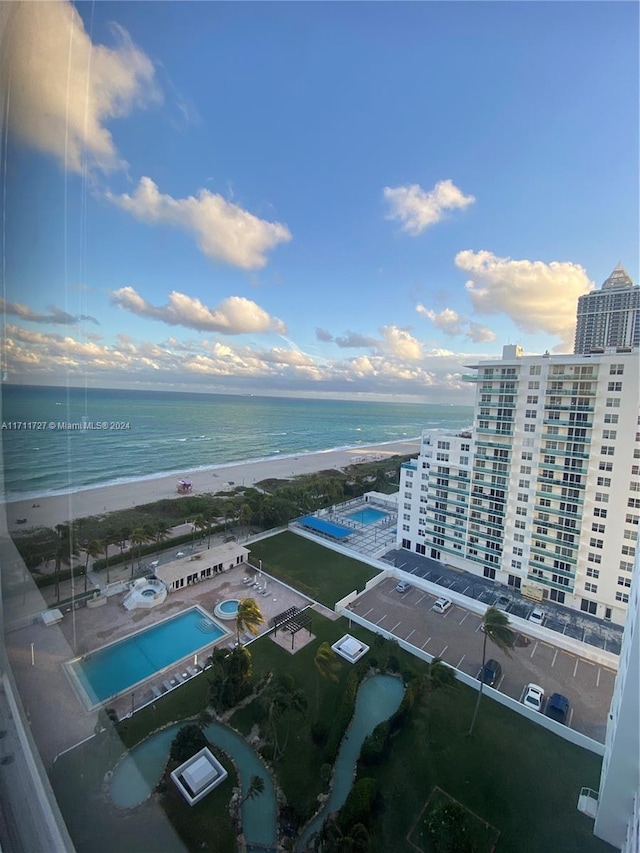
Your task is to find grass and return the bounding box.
[362,683,612,853]
[248,531,380,606]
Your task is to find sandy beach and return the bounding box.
[5,439,420,530]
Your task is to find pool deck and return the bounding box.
[5,564,311,766]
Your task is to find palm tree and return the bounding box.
[468,606,515,737]
[420,657,457,745]
[236,597,265,647]
[83,539,102,593]
[238,503,252,534]
[117,526,132,575]
[314,641,341,713]
[53,523,78,602]
[102,530,116,585]
[312,819,370,852]
[241,773,265,805]
[130,526,149,576]
[269,679,308,760]
[196,708,213,730]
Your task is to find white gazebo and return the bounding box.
[170,747,228,806]
[331,634,370,664]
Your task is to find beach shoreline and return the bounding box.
[4,438,420,530]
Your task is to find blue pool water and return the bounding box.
[345,507,388,525]
[219,599,239,614]
[69,607,227,706]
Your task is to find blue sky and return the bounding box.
[2,1,638,403]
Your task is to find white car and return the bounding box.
[175,551,186,558]
[432,597,452,614]
[522,683,545,712]
[528,607,545,625]
[395,581,411,593]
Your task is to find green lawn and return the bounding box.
[248,531,380,606]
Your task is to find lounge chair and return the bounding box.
[151,685,162,699]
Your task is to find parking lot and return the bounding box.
[347,576,616,743]
[382,548,624,655]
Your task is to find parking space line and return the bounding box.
[376,614,387,625]
[390,620,401,633]
[456,654,465,668]
[530,641,539,658]
[551,649,558,667]
[573,658,579,677]
[421,637,431,650]
[475,623,484,633]
[462,585,470,595]
[596,667,601,688]
[439,645,448,657]
[415,593,426,605]
[363,608,373,618]
[405,629,415,642]
[568,708,574,728]
[458,613,468,625]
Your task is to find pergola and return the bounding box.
[271,606,313,650]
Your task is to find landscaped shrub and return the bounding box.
[388,654,400,673]
[169,724,207,764]
[360,720,390,765]
[324,669,364,763]
[388,682,415,734]
[337,777,378,830]
[310,720,329,747]
[426,801,474,853]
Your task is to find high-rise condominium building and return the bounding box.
[575,263,639,355]
[397,344,639,625]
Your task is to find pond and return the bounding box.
[110,720,277,850]
[296,673,404,850]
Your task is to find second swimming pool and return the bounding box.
[345,506,388,525]
[67,606,228,708]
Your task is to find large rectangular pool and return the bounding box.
[67,606,228,708]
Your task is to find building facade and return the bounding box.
[593,549,640,850]
[575,263,639,354]
[397,344,639,625]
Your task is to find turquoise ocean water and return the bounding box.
[1,385,473,501]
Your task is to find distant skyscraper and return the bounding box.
[575,263,639,354]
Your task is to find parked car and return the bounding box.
[432,597,452,614]
[528,606,545,625]
[481,659,502,687]
[175,551,186,558]
[395,580,411,593]
[546,693,570,724]
[494,594,511,612]
[522,683,545,712]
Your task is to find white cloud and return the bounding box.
[416,305,464,336]
[383,179,475,235]
[5,1,159,173]
[107,177,291,269]
[416,304,496,344]
[111,287,287,335]
[456,250,593,347]
[4,321,482,402]
[466,322,496,344]
[379,326,424,360]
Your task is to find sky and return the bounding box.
[1,1,638,404]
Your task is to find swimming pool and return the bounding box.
[345,506,388,525]
[67,606,228,709]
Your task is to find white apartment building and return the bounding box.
[397,344,639,625]
[593,549,640,851]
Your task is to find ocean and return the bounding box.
[1,385,473,501]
